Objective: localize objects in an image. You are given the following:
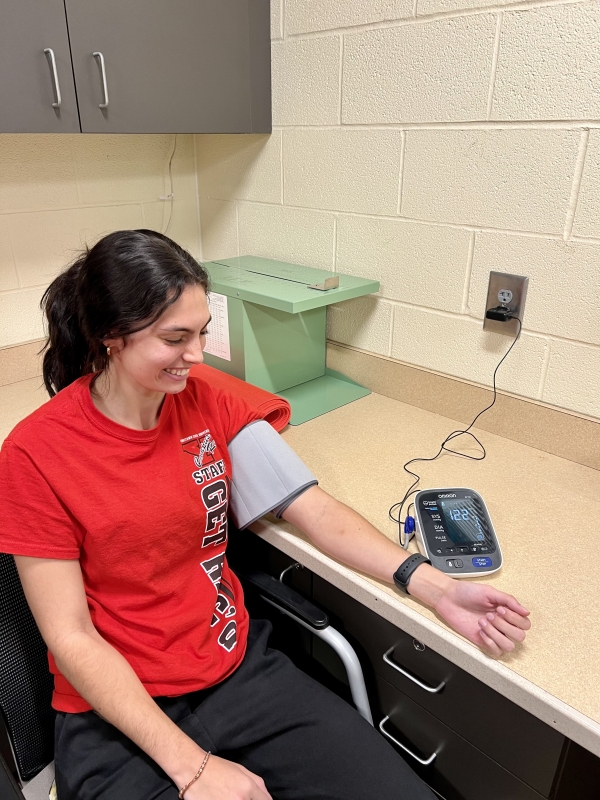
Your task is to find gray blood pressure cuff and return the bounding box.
[228,420,318,529]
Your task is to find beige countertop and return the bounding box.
[2,378,600,756]
[252,392,600,758]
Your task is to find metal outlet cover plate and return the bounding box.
[483,271,528,337]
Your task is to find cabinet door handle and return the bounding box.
[383,647,446,694]
[43,48,62,108]
[379,716,437,765]
[92,52,109,108]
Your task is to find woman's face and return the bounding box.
[106,284,211,395]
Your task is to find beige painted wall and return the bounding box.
[0,133,200,349]
[196,0,600,420]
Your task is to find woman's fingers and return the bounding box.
[478,616,517,653]
[485,611,527,643]
[478,627,502,657]
[477,605,531,656]
[496,605,531,631]
[493,592,530,617]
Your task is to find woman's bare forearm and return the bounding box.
[13,555,205,789]
[281,486,451,606]
[282,486,531,656]
[53,628,206,789]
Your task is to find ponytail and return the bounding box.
[41,255,95,397]
[40,230,209,398]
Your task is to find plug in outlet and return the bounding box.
[483,271,528,337]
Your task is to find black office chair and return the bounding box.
[0,553,373,800]
[0,553,56,799]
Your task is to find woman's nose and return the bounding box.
[183,337,204,364]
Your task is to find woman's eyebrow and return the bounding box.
[159,316,212,333]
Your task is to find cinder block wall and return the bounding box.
[0,134,200,349]
[196,0,600,420]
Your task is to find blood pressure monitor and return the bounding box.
[414,488,502,577]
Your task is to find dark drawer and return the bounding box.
[313,577,563,798]
[553,740,600,800]
[375,675,545,800]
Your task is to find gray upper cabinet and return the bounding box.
[65,0,271,134]
[0,0,80,133]
[1,0,271,134]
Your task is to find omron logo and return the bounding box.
[438,493,457,498]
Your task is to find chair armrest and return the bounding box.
[236,569,329,630]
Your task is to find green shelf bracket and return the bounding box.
[277,369,371,426]
[202,256,379,425]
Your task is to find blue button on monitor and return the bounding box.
[472,557,492,568]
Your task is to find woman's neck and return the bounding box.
[90,370,165,431]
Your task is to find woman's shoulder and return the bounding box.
[183,375,247,410]
[181,374,217,404]
[4,377,90,451]
[184,374,211,393]
[181,375,261,441]
[178,375,231,418]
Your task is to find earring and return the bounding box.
[107,347,111,357]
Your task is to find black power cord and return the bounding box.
[390,312,522,548]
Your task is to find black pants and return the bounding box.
[54,620,435,800]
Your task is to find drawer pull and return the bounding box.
[379,716,437,765]
[383,647,446,694]
[93,52,110,108]
[43,48,62,108]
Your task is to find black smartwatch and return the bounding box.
[393,554,431,595]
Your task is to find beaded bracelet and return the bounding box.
[178,751,211,799]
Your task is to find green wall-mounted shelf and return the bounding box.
[202,256,379,425]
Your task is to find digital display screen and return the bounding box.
[418,490,498,565]
[439,497,489,544]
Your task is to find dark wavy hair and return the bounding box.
[40,229,210,397]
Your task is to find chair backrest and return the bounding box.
[0,554,54,782]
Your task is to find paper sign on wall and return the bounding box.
[204,292,231,361]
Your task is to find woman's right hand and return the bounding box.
[184,754,272,800]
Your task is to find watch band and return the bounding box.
[393,554,431,595]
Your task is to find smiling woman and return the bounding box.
[0,229,529,800]
[40,229,210,401]
[91,283,212,430]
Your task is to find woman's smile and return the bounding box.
[163,367,191,380]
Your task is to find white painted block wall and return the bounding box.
[197,0,600,420]
[0,134,200,348]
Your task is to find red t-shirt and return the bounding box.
[0,374,261,712]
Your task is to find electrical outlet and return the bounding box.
[483,271,528,337]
